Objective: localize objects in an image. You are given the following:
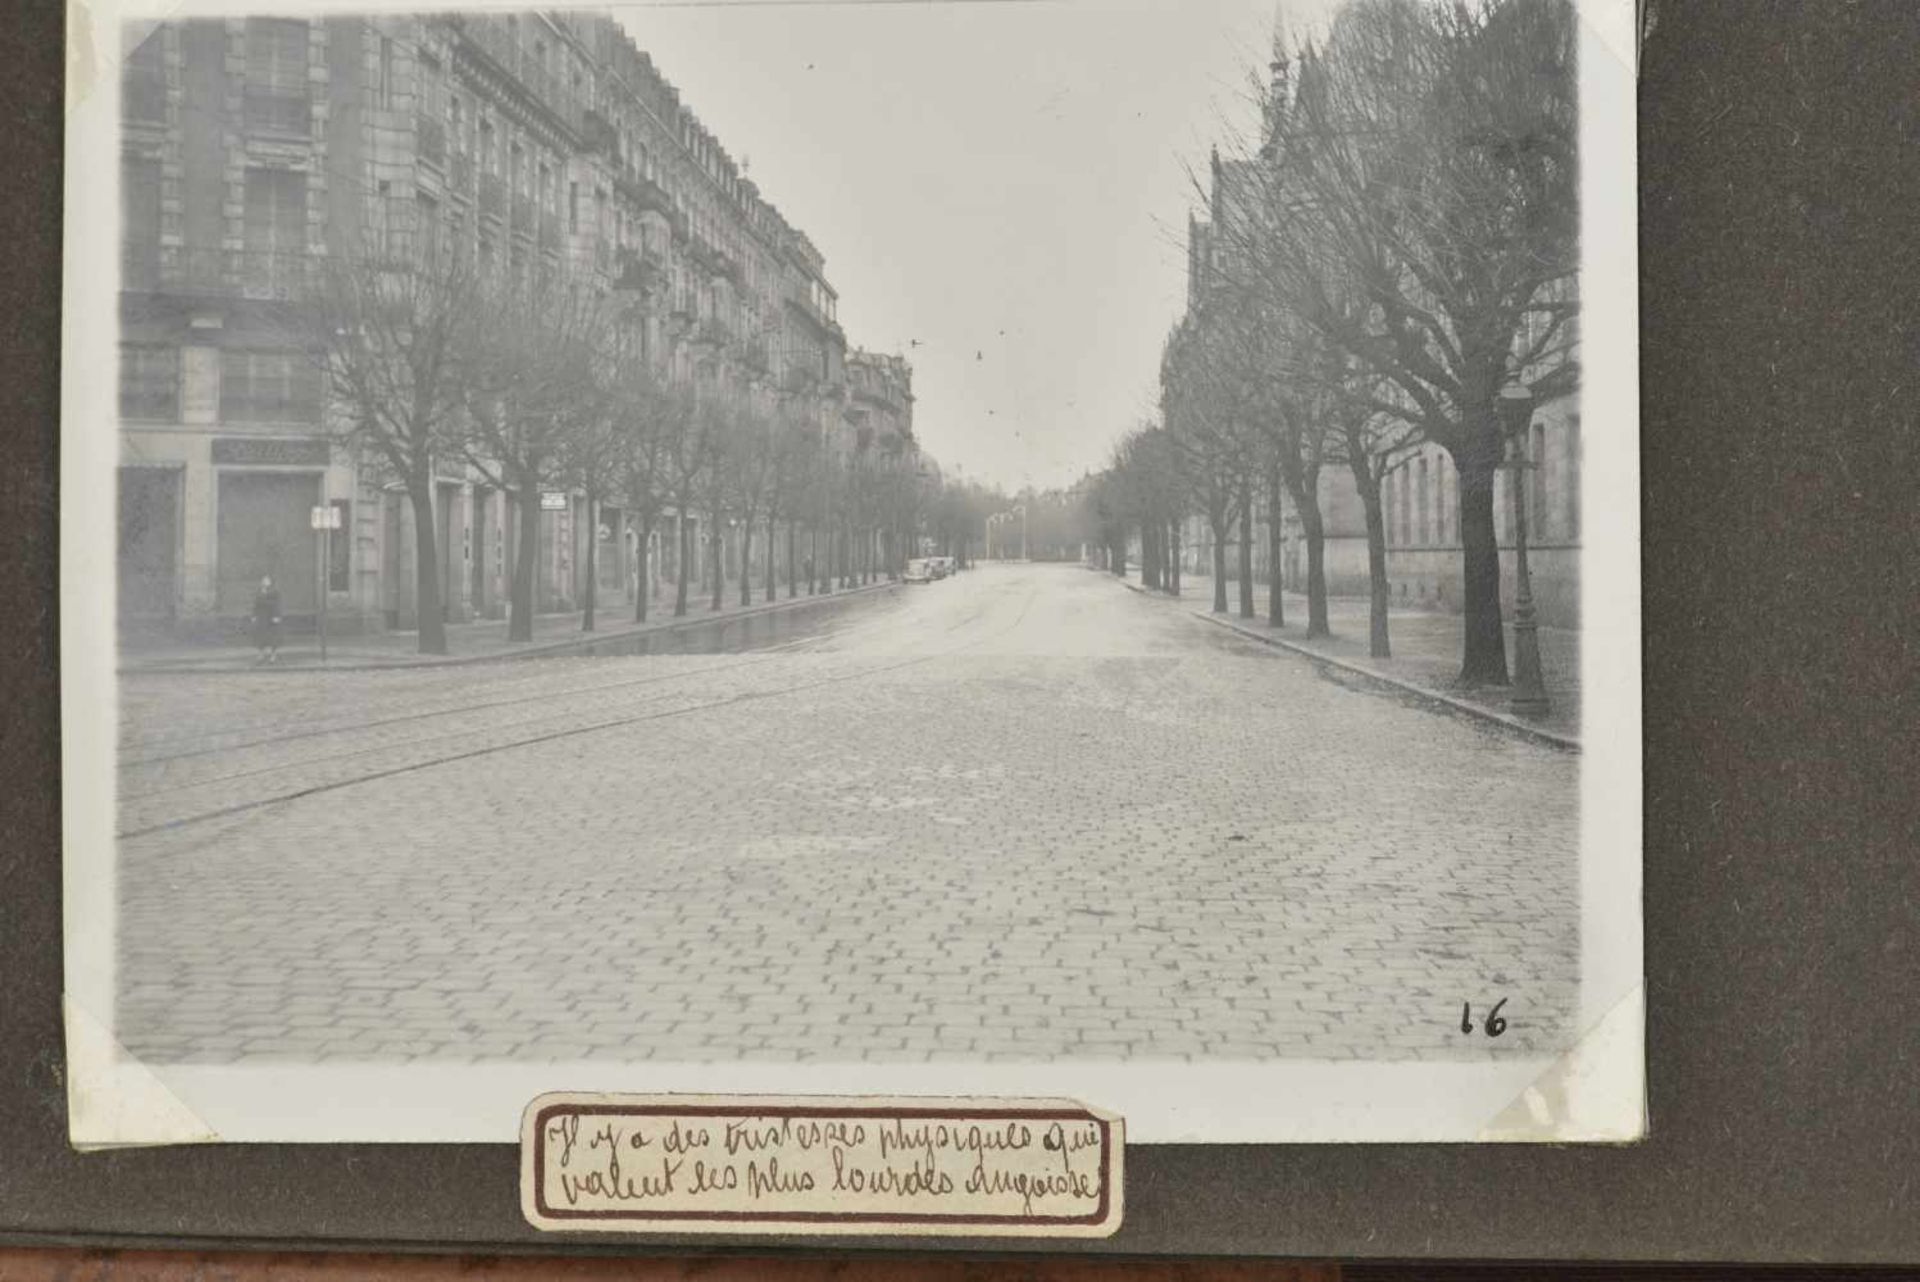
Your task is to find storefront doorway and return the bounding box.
[118,466,180,623]
[216,470,319,618]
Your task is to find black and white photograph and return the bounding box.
[62,0,1642,1144]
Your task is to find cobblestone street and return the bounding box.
[116,562,1580,1066]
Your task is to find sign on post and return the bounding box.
[310,505,339,661]
[540,492,569,512]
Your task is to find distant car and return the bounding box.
[905,558,934,584]
[929,556,953,579]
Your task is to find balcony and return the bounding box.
[454,15,585,138]
[611,245,662,293]
[479,172,506,221]
[581,108,620,161]
[243,89,311,138]
[510,193,533,236]
[123,246,319,300]
[417,115,446,168]
[615,170,681,230]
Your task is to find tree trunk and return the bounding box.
[766,511,780,602]
[510,480,539,643]
[634,517,652,624]
[674,511,691,618]
[1209,509,1230,614]
[405,472,448,655]
[709,513,724,612]
[1159,514,1175,594]
[1300,499,1328,638]
[1266,464,1285,629]
[1237,478,1254,619]
[1353,462,1390,658]
[1453,449,1509,685]
[1282,465,1330,638]
[786,519,797,598]
[739,510,754,607]
[582,495,597,632]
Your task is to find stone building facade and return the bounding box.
[1166,49,1581,630]
[115,11,892,638]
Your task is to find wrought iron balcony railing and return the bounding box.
[454,15,584,138]
[120,245,319,300]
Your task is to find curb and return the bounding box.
[1115,575,1580,753]
[120,582,901,676]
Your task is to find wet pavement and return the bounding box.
[116,562,1581,1067]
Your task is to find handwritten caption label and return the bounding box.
[520,1094,1123,1237]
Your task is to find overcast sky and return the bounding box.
[610,0,1344,493]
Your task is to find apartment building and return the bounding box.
[115,11,868,637]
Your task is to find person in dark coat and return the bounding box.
[252,575,283,665]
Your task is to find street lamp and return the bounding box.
[1497,384,1550,718]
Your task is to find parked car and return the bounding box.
[930,556,954,579]
[905,558,934,584]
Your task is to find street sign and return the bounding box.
[540,492,569,511]
[310,504,343,530]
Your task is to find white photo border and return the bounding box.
[61,0,1642,1146]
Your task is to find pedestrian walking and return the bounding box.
[252,575,283,665]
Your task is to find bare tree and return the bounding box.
[457,276,611,643]
[1260,0,1580,682]
[295,246,483,655]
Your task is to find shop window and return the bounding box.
[221,349,321,423]
[120,344,179,420]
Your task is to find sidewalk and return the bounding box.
[119,580,899,675]
[1114,569,1580,748]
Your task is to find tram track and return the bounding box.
[116,584,1036,842]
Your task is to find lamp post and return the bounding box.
[1497,384,1550,718]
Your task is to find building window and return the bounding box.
[568,180,578,233]
[1566,416,1581,539]
[375,35,396,111]
[119,344,179,420]
[243,167,307,262]
[122,27,166,124]
[220,349,321,423]
[121,155,163,289]
[1531,422,1548,536]
[244,18,311,136]
[1436,454,1450,545]
[1416,457,1430,546]
[415,192,439,266]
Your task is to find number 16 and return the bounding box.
[1460,998,1508,1038]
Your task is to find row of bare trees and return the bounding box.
[288,250,954,655]
[1092,0,1578,684]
